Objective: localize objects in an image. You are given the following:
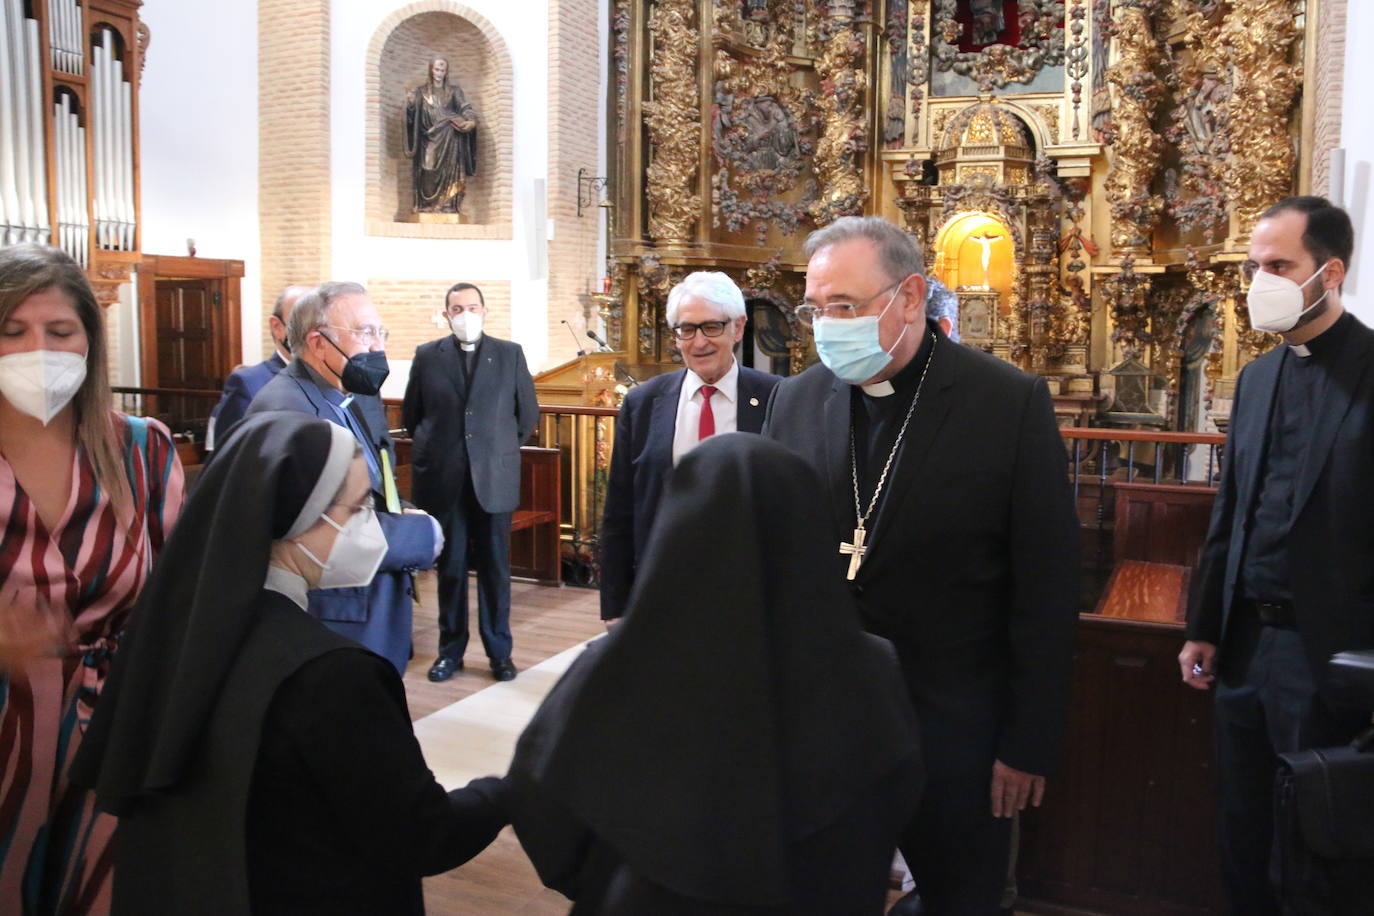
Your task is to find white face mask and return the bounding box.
[1246,260,1332,333]
[0,349,88,424]
[294,505,388,590]
[449,311,483,343]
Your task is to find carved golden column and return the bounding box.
[809,4,869,225]
[1102,0,1164,258]
[1100,255,1153,361]
[643,0,702,245]
[1220,0,1301,243]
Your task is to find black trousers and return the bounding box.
[1213,617,1367,915]
[898,695,1012,916]
[435,475,513,663]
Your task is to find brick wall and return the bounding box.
[258,0,332,352]
[545,0,605,369]
[366,277,512,359]
[365,3,514,239]
[1312,0,1347,198]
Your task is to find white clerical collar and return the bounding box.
[264,564,309,610]
[1288,343,1311,358]
[684,359,739,401]
[455,334,482,352]
[861,380,896,397]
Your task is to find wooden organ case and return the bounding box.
[1,0,145,303]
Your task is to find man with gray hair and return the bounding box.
[764,216,1078,915]
[599,270,781,622]
[207,284,312,449]
[246,281,440,675]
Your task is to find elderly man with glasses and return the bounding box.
[247,281,441,674]
[765,217,1078,916]
[599,271,781,624]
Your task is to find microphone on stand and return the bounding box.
[562,319,587,356]
[586,330,613,353]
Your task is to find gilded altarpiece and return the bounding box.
[603,0,1318,433]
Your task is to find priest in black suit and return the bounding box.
[764,217,1078,916]
[1180,197,1374,915]
[403,283,539,683]
[599,271,781,622]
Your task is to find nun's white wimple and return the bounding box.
[284,423,357,540]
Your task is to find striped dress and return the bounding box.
[0,414,184,915]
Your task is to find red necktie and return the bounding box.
[698,385,717,441]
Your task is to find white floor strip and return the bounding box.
[414,639,598,788]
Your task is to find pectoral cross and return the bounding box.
[840,526,868,580]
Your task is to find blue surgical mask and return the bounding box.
[812,285,909,384]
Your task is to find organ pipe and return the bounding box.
[3,4,137,260]
[0,0,20,244]
[25,19,47,244]
[2,0,48,244]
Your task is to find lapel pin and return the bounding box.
[749,397,759,406]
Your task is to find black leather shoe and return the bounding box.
[491,658,517,681]
[427,657,462,682]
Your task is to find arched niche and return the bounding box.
[932,211,1015,304]
[365,2,513,238]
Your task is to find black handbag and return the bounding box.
[1275,731,1374,915]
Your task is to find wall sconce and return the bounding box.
[577,167,610,217]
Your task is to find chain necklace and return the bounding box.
[841,332,936,580]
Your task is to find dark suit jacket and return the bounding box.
[763,327,1078,776]
[1187,313,1374,687]
[599,366,781,620]
[402,334,540,516]
[245,358,437,674]
[209,353,287,449]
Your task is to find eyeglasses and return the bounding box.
[326,325,390,345]
[794,279,904,326]
[446,304,485,316]
[670,321,731,340]
[328,502,375,521]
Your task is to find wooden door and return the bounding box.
[154,278,220,390]
[136,255,244,437]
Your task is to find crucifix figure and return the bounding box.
[840,525,868,580]
[968,231,1003,290]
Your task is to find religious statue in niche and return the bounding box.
[969,0,1007,46]
[735,96,802,172]
[404,57,478,215]
[931,0,1066,91]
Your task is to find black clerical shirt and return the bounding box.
[1240,310,1354,603]
[852,322,937,512]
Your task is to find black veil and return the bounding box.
[70,412,357,813]
[509,433,921,906]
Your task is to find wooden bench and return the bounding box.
[510,447,561,585]
[1018,480,1226,915]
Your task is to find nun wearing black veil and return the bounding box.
[507,434,924,914]
[70,412,508,915]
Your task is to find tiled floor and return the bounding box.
[402,573,914,915]
[402,574,603,915]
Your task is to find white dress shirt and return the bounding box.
[672,359,740,465]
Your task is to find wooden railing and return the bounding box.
[533,404,619,585]
[112,386,221,446]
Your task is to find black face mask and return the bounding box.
[322,333,390,395]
